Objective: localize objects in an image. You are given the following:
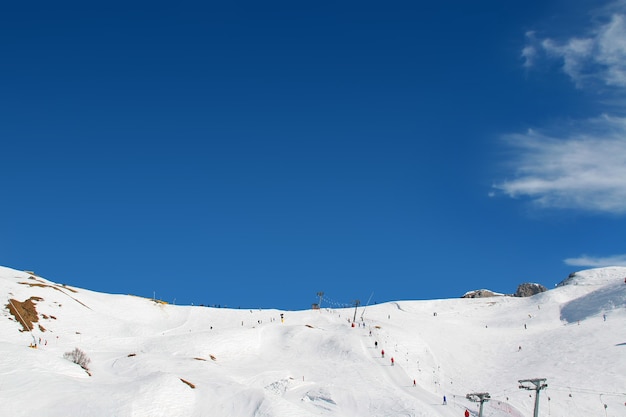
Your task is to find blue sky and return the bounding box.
[2,0,626,310]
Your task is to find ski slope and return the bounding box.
[0,265,625,417]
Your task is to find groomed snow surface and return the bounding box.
[1,265,625,417]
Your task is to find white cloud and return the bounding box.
[526,5,626,88]
[521,32,538,68]
[595,13,626,86]
[496,3,626,214]
[564,254,626,267]
[540,37,594,88]
[521,45,536,68]
[494,115,626,213]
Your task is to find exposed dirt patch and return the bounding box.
[209,354,216,361]
[127,353,136,357]
[26,274,43,281]
[60,284,78,293]
[6,297,43,332]
[194,357,206,361]
[18,281,89,309]
[180,378,196,389]
[19,282,78,293]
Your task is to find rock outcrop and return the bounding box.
[514,283,547,297]
[461,289,502,299]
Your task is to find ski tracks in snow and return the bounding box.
[358,327,465,417]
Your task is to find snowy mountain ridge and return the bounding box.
[557,266,626,287]
[1,265,625,417]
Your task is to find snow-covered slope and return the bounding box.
[1,265,625,417]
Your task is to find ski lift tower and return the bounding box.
[352,299,360,323]
[519,378,548,417]
[466,392,490,417]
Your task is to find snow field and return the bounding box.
[0,265,625,416]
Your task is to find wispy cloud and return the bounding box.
[524,5,626,89]
[496,2,626,214]
[521,33,537,69]
[564,254,626,267]
[495,115,626,213]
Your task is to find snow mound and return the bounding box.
[560,280,626,323]
[557,266,626,287]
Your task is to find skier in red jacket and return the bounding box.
[465,409,470,417]
[391,357,395,366]
[381,349,385,358]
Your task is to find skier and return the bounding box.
[443,395,447,405]
[381,349,385,358]
[374,341,378,348]
[465,409,470,417]
[413,379,416,387]
[391,357,394,366]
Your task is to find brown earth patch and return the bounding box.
[60,284,78,293]
[18,282,89,310]
[194,357,206,361]
[180,378,196,389]
[19,282,78,293]
[6,297,43,332]
[209,354,216,361]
